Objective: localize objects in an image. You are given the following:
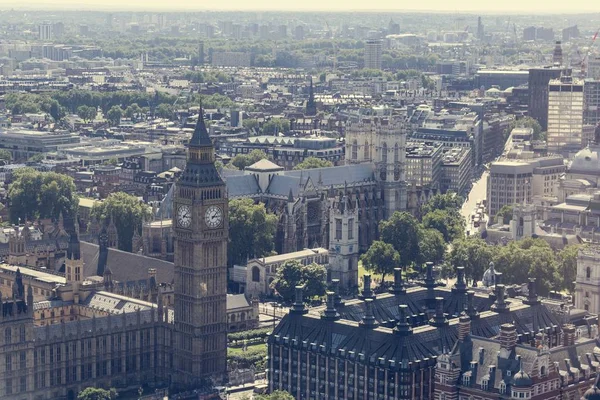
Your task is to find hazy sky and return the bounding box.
[9,0,600,13]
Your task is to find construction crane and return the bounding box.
[580,29,600,78]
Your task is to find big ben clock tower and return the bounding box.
[172,108,228,388]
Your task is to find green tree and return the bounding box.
[379,211,421,268]
[271,260,327,302]
[77,387,117,400]
[242,118,260,133]
[496,205,514,224]
[557,244,581,293]
[418,228,446,264]
[91,192,151,252]
[448,237,494,284]
[254,390,295,400]
[228,198,278,266]
[230,149,268,170]
[155,103,174,119]
[76,105,97,122]
[421,193,463,216]
[262,118,290,135]
[293,157,333,170]
[125,103,142,121]
[508,116,543,141]
[8,168,78,223]
[422,209,464,243]
[493,238,558,295]
[27,153,46,163]
[361,240,400,282]
[106,105,123,126]
[0,149,11,161]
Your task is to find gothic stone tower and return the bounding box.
[172,109,228,388]
[328,193,359,289]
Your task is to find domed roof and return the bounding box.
[512,370,533,387]
[570,146,600,175]
[582,385,600,400]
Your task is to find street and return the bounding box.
[461,170,488,236]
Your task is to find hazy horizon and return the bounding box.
[5,0,600,13]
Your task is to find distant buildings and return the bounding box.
[547,75,584,153]
[528,67,565,130]
[364,39,382,70]
[211,51,251,67]
[562,25,580,42]
[475,70,529,90]
[38,22,53,41]
[440,146,472,195]
[523,26,554,41]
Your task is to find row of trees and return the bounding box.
[448,237,579,295]
[4,91,235,121]
[361,193,465,280]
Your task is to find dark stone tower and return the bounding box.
[172,108,228,388]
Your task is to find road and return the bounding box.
[461,170,488,236]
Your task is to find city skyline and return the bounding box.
[8,0,600,13]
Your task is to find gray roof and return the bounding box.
[227,293,251,310]
[226,175,261,197]
[284,164,375,188]
[80,241,174,284]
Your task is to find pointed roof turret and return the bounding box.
[190,106,212,147]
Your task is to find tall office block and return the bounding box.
[38,22,53,41]
[528,67,565,130]
[547,75,584,153]
[364,39,382,70]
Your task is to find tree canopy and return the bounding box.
[271,259,327,302]
[379,211,421,268]
[557,245,580,293]
[228,199,278,266]
[8,168,78,224]
[508,116,543,141]
[254,391,295,400]
[77,387,117,400]
[0,149,11,161]
[293,157,334,170]
[262,118,290,135]
[230,149,269,170]
[422,209,464,243]
[76,105,97,122]
[91,192,151,252]
[106,105,123,126]
[447,237,494,284]
[496,205,514,225]
[360,240,400,282]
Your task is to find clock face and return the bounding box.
[204,205,223,229]
[177,205,192,228]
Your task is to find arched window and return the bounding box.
[351,140,358,160]
[19,325,25,342]
[381,142,388,163]
[4,327,11,345]
[364,141,370,160]
[587,266,592,279]
[230,314,236,323]
[251,266,261,282]
[394,143,399,163]
[241,313,246,321]
[540,365,546,376]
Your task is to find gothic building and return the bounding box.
[267,266,594,399]
[0,110,229,399]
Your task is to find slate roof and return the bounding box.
[226,175,261,197]
[227,294,251,310]
[80,241,174,284]
[284,164,375,188]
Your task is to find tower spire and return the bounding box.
[190,104,212,147]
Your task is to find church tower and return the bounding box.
[305,76,317,116]
[328,192,359,288]
[172,108,228,388]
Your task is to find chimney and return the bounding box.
[535,332,544,348]
[563,324,576,347]
[359,274,374,299]
[148,268,157,280]
[389,268,406,295]
[495,272,502,285]
[523,278,540,305]
[359,298,378,329]
[491,284,509,313]
[291,285,307,314]
[394,304,412,336]
[466,290,479,319]
[321,291,339,320]
[424,262,435,286]
[499,323,517,352]
[331,279,343,306]
[430,297,448,327]
[454,266,467,292]
[458,313,471,341]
